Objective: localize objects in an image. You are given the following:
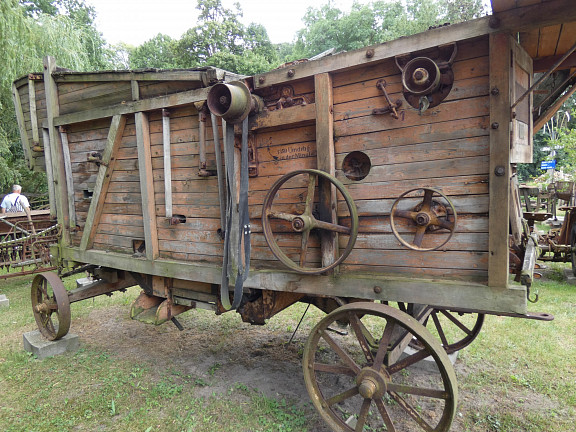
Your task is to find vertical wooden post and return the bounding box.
[11,83,33,170]
[136,112,159,260]
[43,56,70,245]
[41,128,57,216]
[315,73,338,270]
[162,109,173,219]
[59,127,76,228]
[28,78,40,146]
[488,34,512,288]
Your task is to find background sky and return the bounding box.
[88,0,355,46]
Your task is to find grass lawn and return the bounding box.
[0,266,575,432]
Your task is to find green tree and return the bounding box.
[0,0,109,195]
[292,0,486,59]
[130,34,178,69]
[176,0,278,74]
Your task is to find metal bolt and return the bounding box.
[258,76,265,84]
[491,87,500,96]
[366,48,375,58]
[491,122,499,129]
[373,286,382,294]
[219,95,228,105]
[494,166,505,176]
[287,69,295,78]
[489,16,501,29]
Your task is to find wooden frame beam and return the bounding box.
[136,112,159,260]
[315,73,338,269]
[59,247,528,314]
[52,87,210,127]
[11,82,33,169]
[80,115,127,250]
[43,56,70,244]
[488,34,513,288]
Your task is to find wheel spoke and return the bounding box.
[389,391,435,432]
[394,209,418,221]
[432,312,450,347]
[300,229,310,267]
[326,386,359,406]
[373,320,395,369]
[312,219,351,234]
[387,348,430,375]
[321,330,362,375]
[303,173,317,216]
[355,398,372,432]
[421,189,434,213]
[313,363,356,376]
[268,211,298,222]
[387,382,451,399]
[440,310,473,335]
[375,398,397,431]
[413,225,427,247]
[348,313,374,364]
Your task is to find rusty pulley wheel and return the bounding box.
[31,272,71,340]
[390,187,457,251]
[303,302,457,432]
[262,169,359,274]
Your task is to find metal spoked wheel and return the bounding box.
[303,302,457,432]
[31,272,71,340]
[409,307,485,354]
[390,188,457,251]
[262,169,359,274]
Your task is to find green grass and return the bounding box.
[1,269,575,431]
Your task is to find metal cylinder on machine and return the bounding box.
[401,57,441,95]
[207,81,252,124]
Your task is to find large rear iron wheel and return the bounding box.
[303,302,457,432]
[31,272,71,340]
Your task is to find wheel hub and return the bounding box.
[415,212,431,226]
[356,367,389,399]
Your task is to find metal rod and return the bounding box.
[512,39,576,110]
[533,69,576,112]
[289,303,311,344]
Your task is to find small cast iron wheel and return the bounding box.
[410,307,485,354]
[391,188,457,251]
[303,302,458,432]
[31,272,71,340]
[262,169,359,274]
[571,224,576,277]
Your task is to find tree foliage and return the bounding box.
[0,0,110,194]
[292,0,486,58]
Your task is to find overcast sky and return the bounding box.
[88,0,356,46]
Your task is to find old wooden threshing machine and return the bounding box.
[12,1,576,430]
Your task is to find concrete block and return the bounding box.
[23,330,79,359]
[401,345,458,374]
[0,294,9,309]
[564,269,576,286]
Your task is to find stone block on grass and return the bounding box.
[0,294,9,309]
[23,330,79,359]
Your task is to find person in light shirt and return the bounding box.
[1,184,35,234]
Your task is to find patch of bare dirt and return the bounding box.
[69,304,562,432]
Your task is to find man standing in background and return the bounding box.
[1,184,35,234]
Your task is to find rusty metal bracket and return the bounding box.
[87,151,107,167]
[372,80,402,119]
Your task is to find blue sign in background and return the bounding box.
[540,160,557,170]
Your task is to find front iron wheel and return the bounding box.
[303,302,457,431]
